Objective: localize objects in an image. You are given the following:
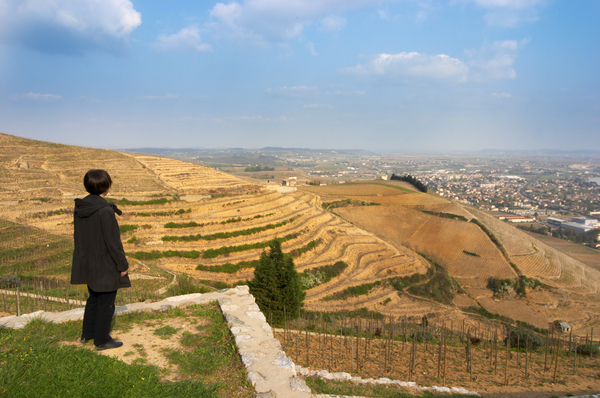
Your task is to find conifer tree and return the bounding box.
[249,240,305,322]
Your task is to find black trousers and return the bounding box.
[82,287,117,346]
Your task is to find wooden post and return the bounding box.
[504,327,510,386]
[525,331,529,377]
[356,318,360,371]
[305,314,309,368]
[329,315,333,372]
[443,326,447,386]
[590,327,594,361]
[573,336,577,375]
[553,338,561,383]
[16,285,21,316]
[516,332,520,368]
[296,315,299,363]
[544,329,549,371]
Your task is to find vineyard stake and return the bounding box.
[553,338,561,383]
[504,327,510,386]
[544,329,549,371]
[305,314,309,368]
[329,315,333,372]
[583,333,588,369]
[573,336,577,375]
[437,321,443,378]
[351,326,354,374]
[356,318,360,371]
[516,332,520,368]
[525,331,529,377]
[590,327,594,361]
[443,326,447,386]
[16,285,20,316]
[295,315,299,363]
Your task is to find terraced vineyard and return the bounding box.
[2,133,600,336]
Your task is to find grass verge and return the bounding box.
[0,302,252,398]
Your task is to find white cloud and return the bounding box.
[377,9,388,19]
[319,15,347,32]
[342,40,526,83]
[303,103,332,109]
[306,41,318,56]
[9,92,63,102]
[341,52,469,82]
[140,93,179,100]
[240,115,270,121]
[265,86,319,98]
[491,92,511,98]
[154,26,211,52]
[334,90,367,97]
[0,0,141,55]
[469,0,544,8]
[466,39,528,81]
[208,0,394,45]
[459,0,545,27]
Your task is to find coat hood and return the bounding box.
[74,195,122,218]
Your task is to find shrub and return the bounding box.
[0,275,21,288]
[212,281,229,290]
[508,329,543,350]
[412,330,434,342]
[577,344,599,356]
[164,222,199,229]
[167,274,210,296]
[196,260,259,274]
[201,234,297,259]
[119,224,138,233]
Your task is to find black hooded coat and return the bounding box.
[70,195,131,292]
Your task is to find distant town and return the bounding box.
[126,147,600,243]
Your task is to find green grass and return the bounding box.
[0,303,252,398]
[153,325,180,338]
[0,318,217,397]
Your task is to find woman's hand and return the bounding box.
[120,271,127,277]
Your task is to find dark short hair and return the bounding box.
[84,169,112,195]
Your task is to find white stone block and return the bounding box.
[246,311,266,322]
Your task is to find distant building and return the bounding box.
[497,215,536,223]
[281,177,297,187]
[559,322,571,332]
[558,217,598,234]
[547,217,564,226]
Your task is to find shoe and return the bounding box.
[96,340,123,351]
[80,337,92,344]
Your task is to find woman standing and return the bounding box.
[71,169,131,350]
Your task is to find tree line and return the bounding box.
[390,174,428,193]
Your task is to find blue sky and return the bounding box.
[0,0,598,152]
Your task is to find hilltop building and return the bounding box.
[281,177,297,187]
